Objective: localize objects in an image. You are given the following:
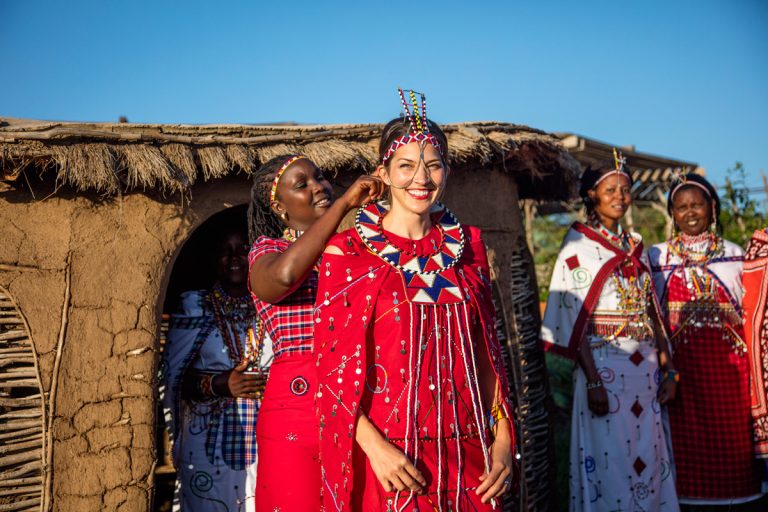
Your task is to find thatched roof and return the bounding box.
[557,133,703,205]
[0,118,580,200]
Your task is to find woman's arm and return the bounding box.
[578,338,609,416]
[474,323,515,503]
[652,312,677,404]
[250,176,383,303]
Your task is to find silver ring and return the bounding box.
[503,478,511,487]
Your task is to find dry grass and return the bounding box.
[0,120,581,198]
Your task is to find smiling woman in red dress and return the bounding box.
[649,173,763,509]
[246,154,383,511]
[314,90,515,511]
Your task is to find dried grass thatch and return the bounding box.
[0,118,580,200]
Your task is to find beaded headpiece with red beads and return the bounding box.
[381,88,444,165]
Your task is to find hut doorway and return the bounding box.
[153,204,250,512]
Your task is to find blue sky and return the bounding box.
[1,0,766,192]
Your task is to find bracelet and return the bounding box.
[198,374,217,398]
[663,369,680,383]
[586,380,603,390]
[487,403,506,428]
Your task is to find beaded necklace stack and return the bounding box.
[666,232,746,354]
[586,220,654,346]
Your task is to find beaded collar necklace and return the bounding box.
[669,231,721,264]
[589,219,632,252]
[355,201,465,276]
[210,282,257,365]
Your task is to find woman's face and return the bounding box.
[216,232,250,287]
[377,142,447,216]
[589,173,632,224]
[672,186,711,236]
[271,159,334,231]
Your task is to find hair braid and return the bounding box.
[247,154,302,243]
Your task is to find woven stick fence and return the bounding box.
[494,250,551,511]
[0,287,44,512]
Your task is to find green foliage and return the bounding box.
[720,162,766,246]
[532,215,572,301]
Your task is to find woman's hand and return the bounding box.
[340,175,385,210]
[355,413,425,493]
[657,379,677,405]
[587,386,609,416]
[213,360,268,399]
[477,418,515,503]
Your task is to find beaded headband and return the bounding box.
[594,148,631,187]
[269,155,308,202]
[381,88,444,164]
[669,170,712,201]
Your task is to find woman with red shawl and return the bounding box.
[314,90,516,511]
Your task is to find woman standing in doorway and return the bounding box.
[160,224,272,512]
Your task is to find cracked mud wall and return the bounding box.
[0,176,251,511]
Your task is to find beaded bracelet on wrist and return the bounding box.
[586,380,604,390]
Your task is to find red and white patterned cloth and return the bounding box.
[248,236,316,361]
[650,239,761,502]
[745,228,768,457]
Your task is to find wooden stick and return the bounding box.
[0,438,42,455]
[0,263,38,272]
[0,497,41,512]
[0,426,40,441]
[0,476,42,488]
[42,252,70,512]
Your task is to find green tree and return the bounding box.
[720,162,766,246]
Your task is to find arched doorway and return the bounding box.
[153,204,250,512]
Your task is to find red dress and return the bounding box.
[248,236,320,511]
[314,202,515,511]
[651,236,760,502]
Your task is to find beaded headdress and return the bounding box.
[381,88,444,165]
[594,148,632,187]
[669,169,712,202]
[269,155,308,202]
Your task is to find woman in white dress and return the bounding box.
[541,155,680,511]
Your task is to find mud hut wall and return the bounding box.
[441,166,527,316]
[0,176,251,511]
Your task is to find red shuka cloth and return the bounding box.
[664,270,760,500]
[314,215,514,511]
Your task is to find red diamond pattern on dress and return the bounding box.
[629,350,644,366]
[633,457,647,476]
[631,399,643,418]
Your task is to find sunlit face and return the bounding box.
[672,186,711,236]
[376,142,447,216]
[216,232,250,287]
[271,159,334,231]
[589,173,632,224]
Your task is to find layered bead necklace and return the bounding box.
[667,232,746,353]
[588,220,652,344]
[210,282,263,370]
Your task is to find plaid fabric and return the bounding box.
[165,290,260,470]
[665,271,761,500]
[248,236,316,361]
